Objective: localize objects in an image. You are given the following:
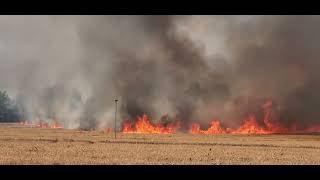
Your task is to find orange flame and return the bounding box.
[190,120,226,134]
[122,114,181,134]
[190,100,320,135]
[21,99,320,135]
[37,122,49,128]
[229,114,270,134]
[50,122,63,129]
[36,121,63,129]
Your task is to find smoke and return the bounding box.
[1,15,320,130]
[180,15,320,128]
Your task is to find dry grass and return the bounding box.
[0,123,319,164]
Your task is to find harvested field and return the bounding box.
[0,123,319,164]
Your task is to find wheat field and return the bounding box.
[0,123,319,164]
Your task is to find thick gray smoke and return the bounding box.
[1,15,320,130]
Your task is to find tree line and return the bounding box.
[0,90,20,122]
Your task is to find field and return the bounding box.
[0,123,319,164]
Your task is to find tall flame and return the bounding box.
[122,114,181,134]
[190,100,320,135]
[20,100,320,134]
[190,120,226,134]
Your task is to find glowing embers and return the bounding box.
[122,114,181,134]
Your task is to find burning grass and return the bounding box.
[122,115,181,134]
[121,100,320,135]
[13,100,320,164]
[20,121,63,129]
[19,100,320,135]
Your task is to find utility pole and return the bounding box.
[247,90,250,115]
[114,99,118,139]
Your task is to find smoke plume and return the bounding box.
[1,15,320,130]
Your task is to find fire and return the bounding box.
[50,122,63,129]
[36,121,63,129]
[122,114,181,134]
[20,120,63,129]
[190,100,320,135]
[37,122,49,128]
[189,100,284,135]
[229,114,270,134]
[190,120,226,134]
[262,100,288,133]
[120,100,320,135]
[190,115,270,135]
[20,100,320,135]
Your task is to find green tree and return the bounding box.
[0,90,20,122]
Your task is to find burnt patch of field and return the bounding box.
[0,123,319,164]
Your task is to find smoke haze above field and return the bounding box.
[1,15,320,129]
